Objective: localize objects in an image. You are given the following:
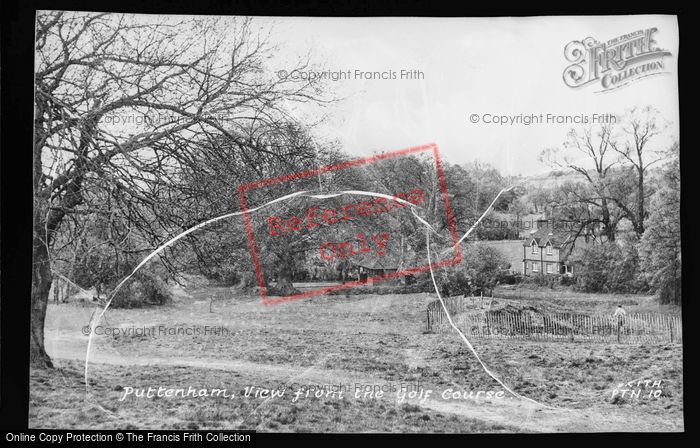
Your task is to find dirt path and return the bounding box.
[47,332,679,433]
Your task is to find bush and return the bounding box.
[537,274,559,289]
[516,273,574,289]
[110,270,173,308]
[437,245,511,296]
[560,275,576,287]
[500,272,524,285]
[205,263,241,286]
[570,243,643,293]
[443,270,474,296]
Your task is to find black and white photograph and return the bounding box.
[1,6,685,438]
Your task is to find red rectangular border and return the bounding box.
[238,143,462,305]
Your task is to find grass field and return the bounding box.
[30,279,684,432]
[492,284,680,314]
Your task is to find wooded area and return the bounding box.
[32,12,681,370]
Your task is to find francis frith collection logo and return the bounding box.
[563,27,672,92]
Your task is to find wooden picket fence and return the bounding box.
[425,298,682,344]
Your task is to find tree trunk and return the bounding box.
[274,271,297,296]
[637,170,645,236]
[271,249,299,296]
[274,265,298,296]
[600,197,615,242]
[31,234,53,369]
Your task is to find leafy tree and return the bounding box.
[639,143,681,305]
[541,106,672,241]
[541,123,620,241]
[610,106,669,236]
[570,242,643,293]
[445,245,510,296]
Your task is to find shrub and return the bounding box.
[500,273,523,285]
[439,245,510,296]
[559,275,576,287]
[443,270,474,296]
[205,263,241,286]
[570,243,643,293]
[110,270,172,308]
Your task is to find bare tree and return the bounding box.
[541,123,619,241]
[32,12,325,367]
[610,106,668,236]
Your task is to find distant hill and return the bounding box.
[516,170,587,190]
[516,164,664,190]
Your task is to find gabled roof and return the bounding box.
[523,226,576,249]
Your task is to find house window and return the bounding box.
[532,262,539,273]
[546,243,553,255]
[531,241,539,254]
[546,263,554,274]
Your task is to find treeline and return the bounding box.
[32,12,336,367]
[436,108,680,306]
[35,10,680,375]
[569,141,680,304]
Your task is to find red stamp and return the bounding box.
[238,143,462,305]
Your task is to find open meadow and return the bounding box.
[29,278,684,433]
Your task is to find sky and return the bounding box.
[258,15,679,177]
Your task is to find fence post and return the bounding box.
[526,311,531,338]
[426,308,431,333]
[617,318,621,343]
[570,314,574,342]
[669,317,673,343]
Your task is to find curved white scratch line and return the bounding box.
[84,186,560,412]
[427,230,559,410]
[84,189,433,392]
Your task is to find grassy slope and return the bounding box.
[31,285,683,432]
